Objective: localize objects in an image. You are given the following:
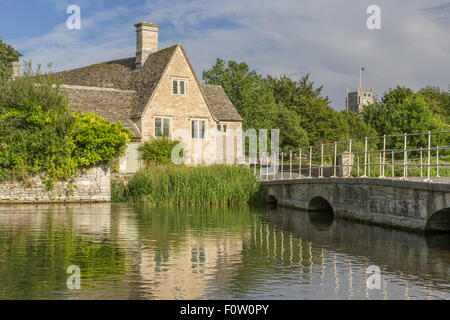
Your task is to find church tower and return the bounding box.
[346,86,374,113]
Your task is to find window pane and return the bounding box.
[192,121,196,138]
[163,119,170,137]
[155,118,162,137]
[217,124,221,132]
[180,81,185,95]
[223,125,227,133]
[173,80,178,95]
[201,121,205,139]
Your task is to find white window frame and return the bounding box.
[172,78,188,96]
[154,117,171,138]
[191,119,207,139]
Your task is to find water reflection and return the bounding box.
[0,203,448,300]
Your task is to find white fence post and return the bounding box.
[401,133,407,180]
[436,146,440,178]
[425,131,432,182]
[281,152,284,180]
[309,147,312,179]
[363,137,368,177]
[273,152,277,181]
[381,135,386,178]
[420,149,423,177]
[349,139,352,176]
[298,149,302,179]
[320,144,324,178]
[289,151,293,180]
[333,142,337,178]
[357,156,360,177]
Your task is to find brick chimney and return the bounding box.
[135,22,159,69]
[11,61,21,79]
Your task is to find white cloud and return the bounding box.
[11,0,450,109]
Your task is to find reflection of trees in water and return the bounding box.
[0,204,127,300]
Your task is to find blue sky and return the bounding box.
[1,0,449,110]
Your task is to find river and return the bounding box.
[0,203,448,300]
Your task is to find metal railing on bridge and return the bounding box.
[251,131,450,182]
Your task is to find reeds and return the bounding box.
[112,165,264,206]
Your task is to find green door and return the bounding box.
[126,143,141,174]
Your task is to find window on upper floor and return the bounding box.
[173,79,187,96]
[155,117,170,137]
[192,120,206,139]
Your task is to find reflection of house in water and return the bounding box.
[137,236,243,299]
[111,205,246,300]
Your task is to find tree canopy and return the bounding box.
[203,59,375,151]
[0,37,22,85]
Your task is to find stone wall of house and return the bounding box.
[140,46,218,164]
[215,121,244,164]
[0,167,110,203]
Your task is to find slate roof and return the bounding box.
[53,44,242,132]
[200,84,243,122]
[63,86,142,138]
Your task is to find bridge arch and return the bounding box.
[308,196,333,214]
[425,207,450,233]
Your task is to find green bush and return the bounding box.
[138,138,182,166]
[0,65,133,187]
[115,165,264,206]
[0,66,77,184]
[72,113,133,167]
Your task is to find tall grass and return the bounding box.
[113,165,264,206]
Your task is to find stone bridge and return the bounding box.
[262,178,450,233]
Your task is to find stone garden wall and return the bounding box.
[0,167,110,203]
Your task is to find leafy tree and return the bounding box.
[381,86,415,105]
[363,88,449,150]
[418,86,450,124]
[0,37,22,85]
[275,106,309,152]
[203,59,278,132]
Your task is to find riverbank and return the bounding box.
[112,165,264,206]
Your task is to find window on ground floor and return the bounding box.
[155,118,170,137]
[192,120,206,139]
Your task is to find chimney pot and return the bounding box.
[135,22,159,69]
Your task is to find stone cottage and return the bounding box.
[54,22,243,173]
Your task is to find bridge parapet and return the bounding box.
[262,178,450,233]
